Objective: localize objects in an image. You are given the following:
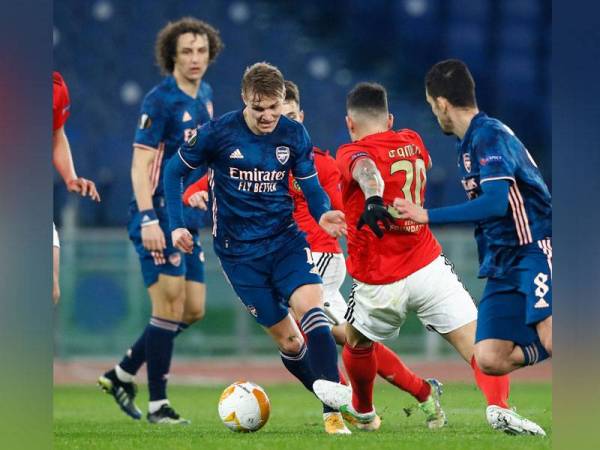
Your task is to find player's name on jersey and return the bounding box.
[229,167,286,193]
[388,143,422,159]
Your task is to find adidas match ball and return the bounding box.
[218,381,270,432]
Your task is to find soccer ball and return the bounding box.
[218,381,270,432]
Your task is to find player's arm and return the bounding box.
[351,157,395,238]
[394,179,510,224]
[164,127,210,253]
[52,126,100,201]
[183,174,209,209]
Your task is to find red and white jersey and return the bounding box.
[337,129,441,285]
[290,147,343,253]
[53,71,70,131]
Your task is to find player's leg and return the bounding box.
[218,255,320,399]
[181,239,207,330]
[52,223,60,304]
[536,315,552,356]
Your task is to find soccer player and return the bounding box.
[97,17,224,425]
[395,59,552,376]
[314,82,545,436]
[52,71,101,304]
[164,62,350,435]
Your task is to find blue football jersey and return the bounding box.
[133,76,212,201]
[178,110,317,259]
[457,112,552,277]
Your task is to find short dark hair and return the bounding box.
[284,80,300,105]
[155,17,224,74]
[241,62,285,100]
[346,82,388,117]
[425,59,477,107]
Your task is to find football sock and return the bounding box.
[176,322,189,336]
[372,342,431,402]
[118,326,149,377]
[470,356,510,408]
[338,368,348,386]
[342,344,377,413]
[300,308,340,383]
[519,338,550,366]
[279,342,316,393]
[146,317,178,401]
[117,319,190,377]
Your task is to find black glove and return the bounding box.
[357,196,395,238]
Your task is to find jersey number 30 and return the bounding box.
[390,159,427,206]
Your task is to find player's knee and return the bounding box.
[183,306,205,324]
[474,348,509,375]
[279,336,304,355]
[541,336,552,357]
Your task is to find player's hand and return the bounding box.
[172,228,194,254]
[319,210,347,238]
[142,222,167,265]
[66,177,101,202]
[188,191,209,210]
[357,196,395,238]
[392,198,429,224]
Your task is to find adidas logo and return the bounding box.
[534,298,550,308]
[229,149,244,159]
[141,214,150,222]
[182,111,192,121]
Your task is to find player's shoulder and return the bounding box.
[395,128,424,142]
[199,81,213,98]
[142,76,178,106]
[278,114,305,134]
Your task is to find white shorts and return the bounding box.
[53,222,60,248]
[312,252,347,326]
[344,254,477,341]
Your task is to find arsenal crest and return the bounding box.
[462,153,472,173]
[276,146,290,165]
[168,252,182,267]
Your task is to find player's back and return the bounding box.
[337,129,441,284]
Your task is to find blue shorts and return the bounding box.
[128,204,205,287]
[219,234,322,328]
[476,238,552,345]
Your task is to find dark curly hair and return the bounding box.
[155,17,224,74]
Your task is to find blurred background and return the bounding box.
[53,0,551,367]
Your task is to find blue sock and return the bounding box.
[175,322,189,337]
[118,326,149,376]
[300,308,340,383]
[520,338,550,365]
[280,343,316,392]
[146,317,178,401]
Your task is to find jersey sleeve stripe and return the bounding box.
[295,172,317,180]
[149,142,165,196]
[511,183,533,243]
[480,176,516,184]
[133,143,160,152]
[177,149,198,170]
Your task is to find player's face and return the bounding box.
[173,32,210,82]
[281,100,304,123]
[242,91,285,134]
[426,91,454,136]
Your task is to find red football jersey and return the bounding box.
[337,129,441,284]
[290,147,343,253]
[53,71,70,131]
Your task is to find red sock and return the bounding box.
[338,367,348,385]
[470,356,510,408]
[373,342,430,402]
[342,344,377,413]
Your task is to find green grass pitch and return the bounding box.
[54,382,551,450]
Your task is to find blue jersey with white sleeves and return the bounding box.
[457,112,552,277]
[133,76,213,201]
[174,110,321,260]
